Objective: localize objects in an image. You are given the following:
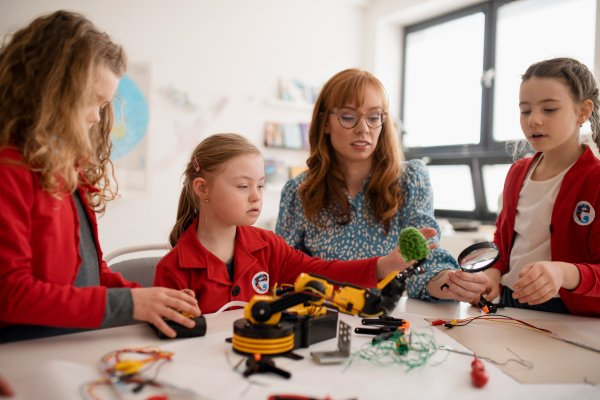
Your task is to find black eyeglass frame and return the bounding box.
[328,109,387,129]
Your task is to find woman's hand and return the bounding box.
[429,269,488,302]
[131,287,201,338]
[375,227,438,280]
[512,261,580,305]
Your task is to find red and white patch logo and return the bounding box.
[573,201,595,226]
[251,272,269,294]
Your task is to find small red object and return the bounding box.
[430,319,446,326]
[471,355,489,387]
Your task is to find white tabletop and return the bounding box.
[1,297,599,400]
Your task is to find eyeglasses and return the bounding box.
[329,109,386,129]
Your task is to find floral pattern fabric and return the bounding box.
[275,159,458,301]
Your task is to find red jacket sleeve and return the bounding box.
[0,151,124,328]
[266,231,379,288]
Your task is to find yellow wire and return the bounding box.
[453,316,553,335]
[481,319,551,335]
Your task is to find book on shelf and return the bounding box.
[279,77,321,104]
[265,122,310,149]
[289,164,308,179]
[283,124,302,149]
[264,158,288,190]
[300,123,310,149]
[264,122,284,148]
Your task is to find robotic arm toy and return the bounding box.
[232,228,430,356]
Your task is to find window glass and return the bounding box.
[482,164,511,213]
[492,0,596,142]
[427,165,475,211]
[403,12,485,148]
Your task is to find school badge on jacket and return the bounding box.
[573,201,595,226]
[252,272,269,294]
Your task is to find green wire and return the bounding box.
[346,329,447,371]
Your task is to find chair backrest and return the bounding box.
[109,257,162,288]
[104,244,171,288]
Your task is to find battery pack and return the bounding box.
[150,316,207,339]
[283,310,339,349]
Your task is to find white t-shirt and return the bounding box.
[501,156,573,295]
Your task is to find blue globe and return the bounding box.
[110,75,149,159]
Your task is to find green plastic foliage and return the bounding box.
[399,227,429,262]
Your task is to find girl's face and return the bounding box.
[519,77,586,154]
[203,154,265,228]
[325,86,384,169]
[85,65,119,129]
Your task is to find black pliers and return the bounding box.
[356,316,410,344]
[477,295,504,314]
[361,316,409,327]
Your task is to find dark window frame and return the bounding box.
[401,0,516,224]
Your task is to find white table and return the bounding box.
[1,297,599,400]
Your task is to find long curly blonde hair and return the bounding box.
[300,69,404,234]
[0,10,127,213]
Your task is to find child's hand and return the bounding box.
[375,228,438,280]
[181,288,196,298]
[131,287,201,338]
[477,267,501,304]
[512,261,580,305]
[441,269,488,303]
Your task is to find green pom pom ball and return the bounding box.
[399,227,429,262]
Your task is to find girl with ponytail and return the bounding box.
[485,57,600,316]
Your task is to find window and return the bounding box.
[403,12,485,148]
[427,165,475,211]
[401,0,596,223]
[493,0,596,141]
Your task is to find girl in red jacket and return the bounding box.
[0,10,200,343]
[484,58,600,316]
[153,133,487,314]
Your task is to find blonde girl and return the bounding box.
[0,10,200,342]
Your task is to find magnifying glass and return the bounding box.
[457,241,500,272]
[441,241,500,290]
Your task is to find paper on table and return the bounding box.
[426,317,600,384]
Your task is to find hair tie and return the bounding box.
[193,155,200,172]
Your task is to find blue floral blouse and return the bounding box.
[275,159,459,301]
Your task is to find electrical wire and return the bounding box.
[438,345,534,368]
[80,346,205,400]
[430,315,600,353]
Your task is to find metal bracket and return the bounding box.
[310,321,351,364]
